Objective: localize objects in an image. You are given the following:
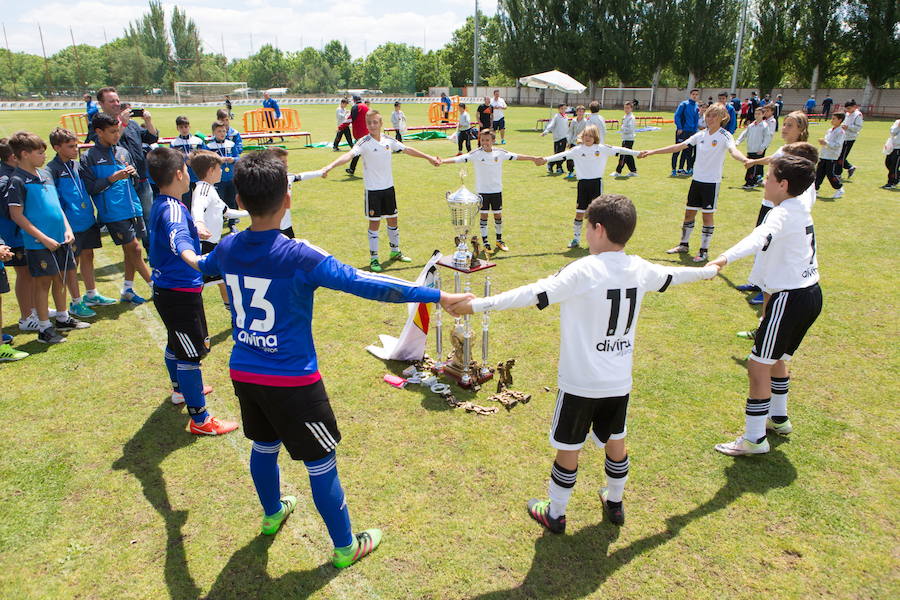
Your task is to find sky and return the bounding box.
[2,0,498,61]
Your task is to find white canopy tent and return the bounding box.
[518,70,587,94]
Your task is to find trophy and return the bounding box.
[434,185,496,388]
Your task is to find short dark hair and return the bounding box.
[8,131,46,157]
[216,108,229,120]
[49,127,78,147]
[394,101,401,107]
[770,155,815,197]
[459,103,466,109]
[91,113,118,132]
[265,147,289,159]
[831,112,846,122]
[233,151,288,217]
[175,115,190,127]
[557,103,566,109]
[690,88,700,94]
[212,120,227,132]
[589,100,600,113]
[781,142,819,165]
[844,99,857,107]
[97,86,117,102]
[147,147,186,187]
[190,149,224,180]
[717,91,727,98]
[0,138,11,162]
[586,194,636,245]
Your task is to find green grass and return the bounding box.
[0,103,897,599]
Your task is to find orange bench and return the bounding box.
[60,113,89,140]
[242,108,302,134]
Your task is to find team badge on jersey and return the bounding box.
[711,140,718,147]
[40,260,48,270]
[594,150,600,156]
[494,157,498,162]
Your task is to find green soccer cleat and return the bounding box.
[567,239,580,249]
[736,328,758,339]
[83,292,117,306]
[389,250,412,263]
[369,258,383,273]
[260,496,297,535]
[0,343,28,362]
[526,498,566,534]
[766,417,793,435]
[69,300,97,318]
[332,529,382,568]
[714,435,770,456]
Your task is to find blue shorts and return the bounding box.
[492,118,506,131]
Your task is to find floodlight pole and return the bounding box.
[473,0,479,95]
[730,0,749,95]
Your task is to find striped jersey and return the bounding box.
[148,194,202,290]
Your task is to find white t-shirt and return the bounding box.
[685,128,736,183]
[349,134,406,191]
[391,110,407,131]
[336,106,348,126]
[447,147,518,194]
[471,252,716,397]
[281,170,324,230]
[844,110,863,140]
[587,113,606,144]
[490,97,507,121]
[820,126,845,160]
[620,113,636,141]
[762,146,816,211]
[545,144,638,180]
[191,181,248,244]
[542,113,569,141]
[724,196,819,293]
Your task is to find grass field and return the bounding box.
[0,102,897,600]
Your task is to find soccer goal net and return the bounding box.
[173,82,249,104]
[600,88,655,111]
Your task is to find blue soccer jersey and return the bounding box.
[198,229,441,385]
[148,195,202,290]
[46,155,95,233]
[5,168,67,250]
[0,169,22,248]
[81,143,142,222]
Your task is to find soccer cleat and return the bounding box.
[736,283,760,292]
[567,239,580,249]
[2,333,13,344]
[345,168,355,176]
[881,184,896,190]
[547,165,553,175]
[189,415,239,436]
[833,188,844,199]
[692,249,709,263]
[742,184,756,191]
[736,328,758,339]
[369,258,383,273]
[670,169,678,177]
[666,244,689,254]
[627,172,638,177]
[18,316,39,332]
[496,240,509,252]
[332,529,383,568]
[37,326,66,344]
[389,250,412,263]
[748,292,764,305]
[260,496,298,535]
[55,316,91,331]
[526,498,566,534]
[120,289,147,305]
[69,300,97,318]
[0,343,28,362]
[714,435,770,456]
[171,384,214,405]
[84,292,117,306]
[677,169,686,176]
[599,488,625,526]
[609,171,620,178]
[556,168,564,175]
[565,172,576,180]
[483,242,492,253]
[846,166,856,179]
[766,418,793,435]
[685,169,694,176]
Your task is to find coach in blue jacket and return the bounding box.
[672,89,700,173]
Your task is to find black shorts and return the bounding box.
[549,391,629,450]
[480,192,503,212]
[233,378,342,462]
[0,268,9,294]
[105,217,145,246]
[26,245,76,277]
[577,178,603,211]
[73,224,102,257]
[200,241,221,284]
[751,283,822,365]
[153,287,209,362]
[492,118,506,131]
[280,226,295,239]
[686,180,720,213]
[364,187,398,220]
[3,246,27,267]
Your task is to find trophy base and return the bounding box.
[439,362,494,389]
[437,256,497,274]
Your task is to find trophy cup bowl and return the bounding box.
[446,186,483,269]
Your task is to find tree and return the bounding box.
[416,50,452,91]
[362,43,420,93]
[586,0,643,92]
[170,7,202,80]
[442,13,503,86]
[845,0,900,108]
[246,45,286,89]
[639,0,681,96]
[286,47,339,93]
[125,0,169,85]
[677,0,738,89]
[749,0,798,96]
[322,41,351,88]
[795,2,842,96]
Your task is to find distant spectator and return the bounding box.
[224,95,233,119]
[440,93,451,123]
[344,95,369,176]
[805,95,816,114]
[477,96,492,131]
[730,93,741,115]
[749,91,760,112]
[491,90,508,144]
[83,93,98,122]
[821,95,833,118]
[332,98,352,152]
[261,91,282,143]
[773,94,784,131]
[718,92,737,134]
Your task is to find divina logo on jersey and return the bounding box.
[596,337,633,356]
[238,330,279,353]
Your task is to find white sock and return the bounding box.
[85,289,98,298]
[123,280,134,292]
[770,377,789,418]
[700,225,715,250]
[38,319,52,331]
[548,461,576,519]
[480,218,488,239]
[745,397,770,442]
[573,219,583,241]
[55,310,69,322]
[30,308,38,318]
[680,221,695,245]
[387,225,400,250]
[605,455,630,502]
[494,218,502,238]
[367,229,379,257]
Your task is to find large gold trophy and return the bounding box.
[433,185,495,388]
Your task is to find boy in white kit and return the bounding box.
[612,101,638,177]
[391,102,407,142]
[815,112,845,198]
[439,128,542,252]
[450,194,717,530]
[836,100,863,179]
[265,147,323,239]
[640,104,750,262]
[587,101,607,144]
[564,105,589,179]
[737,107,773,189]
[541,104,569,175]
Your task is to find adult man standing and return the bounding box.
[88,87,159,233]
[672,89,700,175]
[718,91,737,134]
[345,95,370,176]
[477,96,493,131]
[774,94,784,131]
[821,95,833,118]
[262,92,282,143]
[83,93,98,123]
[490,90,508,144]
[805,95,816,114]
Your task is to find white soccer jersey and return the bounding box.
[336,106,348,126]
[543,113,569,141]
[685,128,736,183]
[620,113,636,141]
[191,181,248,244]
[723,196,819,293]
[567,117,589,145]
[587,113,607,144]
[349,134,406,191]
[844,110,863,141]
[281,170,324,229]
[205,138,235,159]
[545,144,638,180]
[761,146,815,211]
[820,126,845,160]
[471,252,716,397]
[490,97,507,120]
[737,121,772,154]
[391,110,407,131]
[170,135,204,156]
[446,147,518,194]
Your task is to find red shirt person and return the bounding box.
[347,96,370,175]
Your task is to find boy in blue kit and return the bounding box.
[146,147,238,434]
[7,132,90,344]
[170,115,207,207]
[205,121,241,215]
[47,127,117,317]
[215,108,244,156]
[0,139,38,331]
[190,152,471,567]
[0,243,29,360]
[81,113,152,304]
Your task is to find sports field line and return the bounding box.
[133,302,382,599]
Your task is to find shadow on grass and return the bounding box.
[468,449,797,600]
[208,327,233,349]
[202,535,338,600]
[112,400,201,600]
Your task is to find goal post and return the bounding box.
[173,82,249,104]
[601,87,655,112]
